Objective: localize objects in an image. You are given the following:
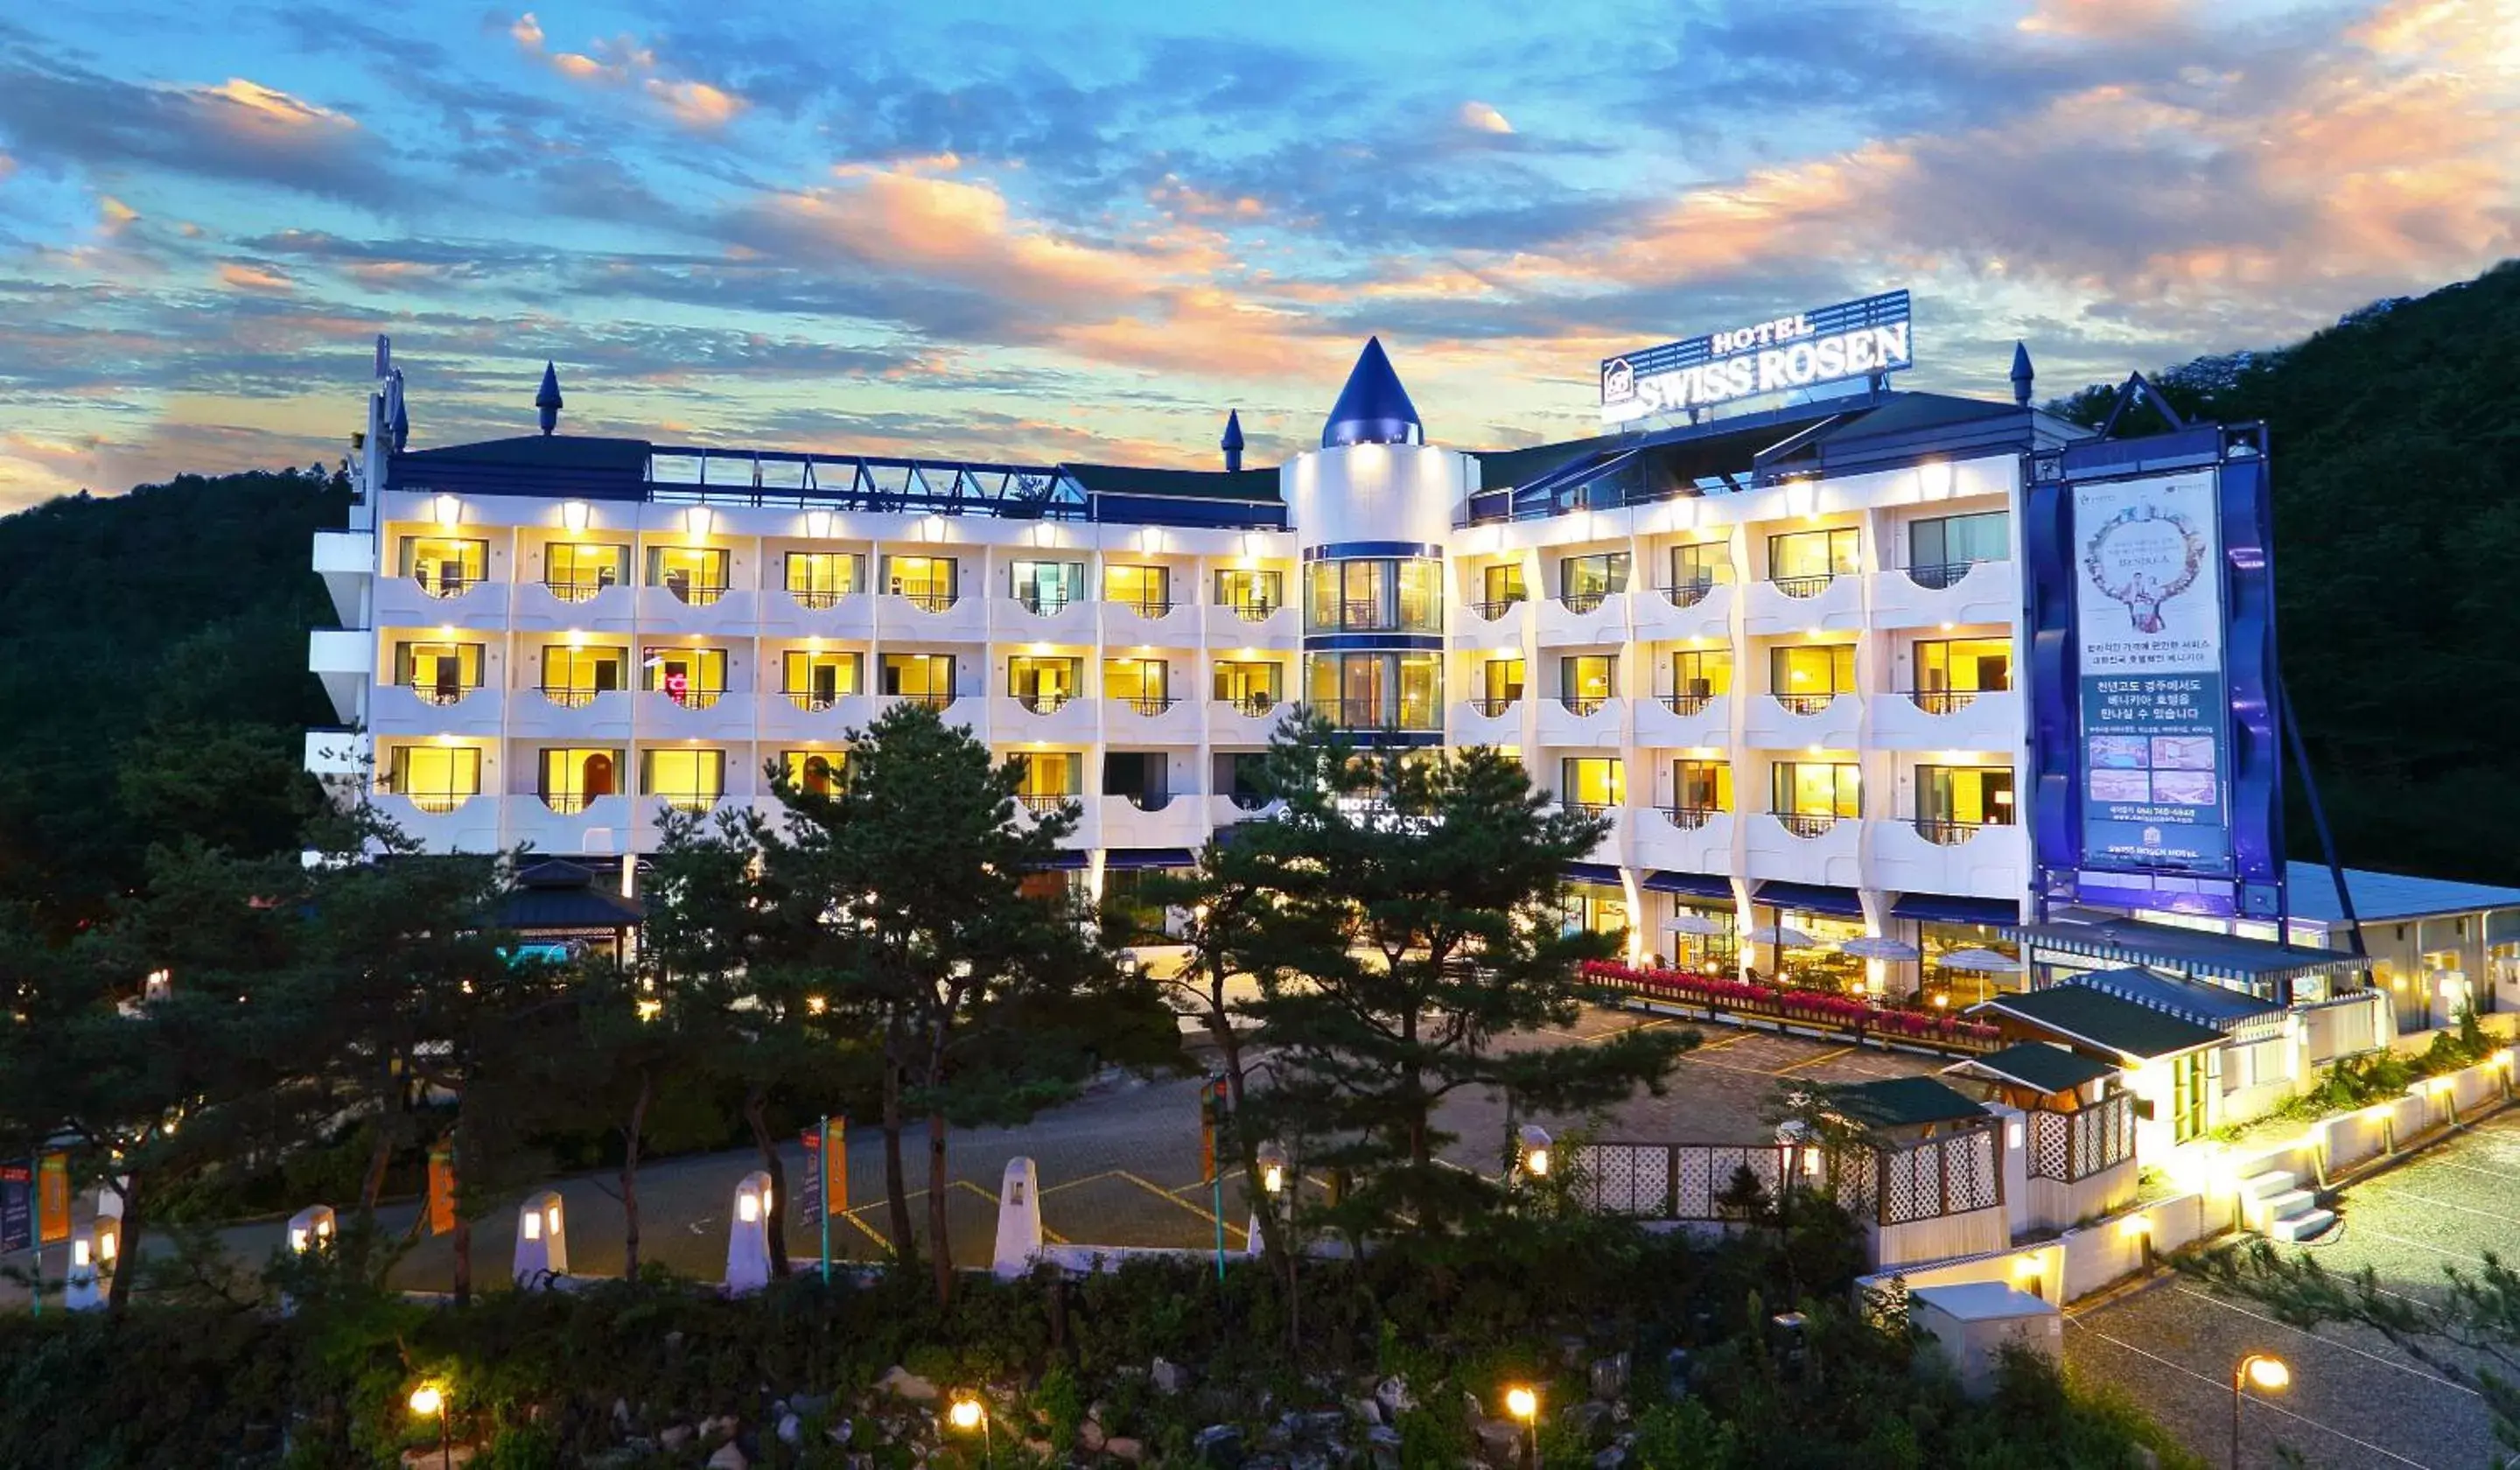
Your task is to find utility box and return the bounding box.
[1911,1282,2061,1398]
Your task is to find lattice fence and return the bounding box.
[1876,1127,2002,1225]
[2028,1093,2136,1182]
[1571,1142,1874,1222]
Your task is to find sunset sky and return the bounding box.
[0,0,2513,510]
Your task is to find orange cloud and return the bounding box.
[0,152,15,185]
[508,12,743,130]
[99,196,140,234]
[2017,0,2184,38]
[1459,101,1514,134]
[217,261,297,293]
[646,79,743,130]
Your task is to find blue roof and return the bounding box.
[2006,917,2361,984]
[2285,862,2520,924]
[1322,337,1423,448]
[2061,966,2279,1030]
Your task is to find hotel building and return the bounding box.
[306,332,2166,999]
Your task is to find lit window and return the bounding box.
[641,646,728,709]
[640,748,724,813]
[386,746,481,814]
[785,552,864,608]
[545,542,627,601]
[781,650,862,710]
[646,546,729,606]
[394,641,483,704]
[399,536,486,598]
[540,644,626,707]
[538,748,621,813]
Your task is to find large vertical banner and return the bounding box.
[0,1161,32,1253]
[36,1152,72,1245]
[2072,471,2231,876]
[426,1142,456,1236]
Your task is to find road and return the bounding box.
[2067,1108,2520,1470]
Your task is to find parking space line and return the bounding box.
[1771,1045,1856,1074]
[2170,1287,2477,1397]
[2353,1186,2519,1225]
[2347,1224,2491,1268]
[2067,1321,2434,1467]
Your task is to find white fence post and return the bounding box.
[725,1171,774,1295]
[992,1157,1043,1278]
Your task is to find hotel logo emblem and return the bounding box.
[1601,358,1634,404]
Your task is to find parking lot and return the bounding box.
[2068,1108,2520,1469]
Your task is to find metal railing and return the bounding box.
[1912,818,2003,846]
[1470,695,1520,718]
[788,587,855,609]
[1018,793,1075,816]
[1116,695,1177,717]
[402,682,477,707]
[1222,693,1279,718]
[1014,690,1075,714]
[1559,589,1617,614]
[1768,573,1837,598]
[1298,699,1440,732]
[1659,805,1723,830]
[1657,578,1718,608]
[656,686,727,710]
[1223,598,1282,622]
[1110,596,1178,618]
[888,691,957,710]
[414,571,480,598]
[1469,596,1527,620]
[1561,801,1618,820]
[1908,688,1999,715]
[784,689,849,711]
[542,576,615,603]
[398,789,477,815]
[648,791,722,814]
[894,587,958,612]
[1560,694,1613,716]
[537,683,616,709]
[1226,791,1276,811]
[661,580,729,606]
[1121,790,1174,812]
[1907,559,1999,591]
[1773,811,1844,838]
[1774,692,1839,715]
[1659,692,1716,716]
[540,791,610,815]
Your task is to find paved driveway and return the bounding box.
[2067,1109,2520,1470]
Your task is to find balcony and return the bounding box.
[1202,598,1297,648]
[1556,802,1626,862]
[993,690,1096,742]
[375,570,507,629]
[1534,694,1625,746]
[512,578,634,633]
[635,584,755,634]
[878,588,986,642]
[368,792,502,854]
[632,793,744,849]
[1742,691,1861,750]
[1102,596,1191,648]
[509,794,635,859]
[999,591,1096,643]
[1111,693,1199,742]
[1536,590,1628,647]
[1209,694,1287,745]
[640,686,738,738]
[761,588,876,640]
[1450,696,1522,746]
[1634,691,1729,747]
[1629,578,1735,642]
[1300,700,1443,738]
[1099,791,1212,849]
[1745,811,1861,886]
[311,529,371,626]
[1742,570,1860,636]
[510,686,634,741]
[1870,558,2016,630]
[1016,792,1082,825]
[1630,808,1734,875]
[1210,792,1284,828]
[1869,685,2023,752]
[369,682,500,737]
[760,689,876,740]
[1866,818,2027,900]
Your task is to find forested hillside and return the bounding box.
[2057,259,2520,885]
[0,469,348,928]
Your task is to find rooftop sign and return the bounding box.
[1600,289,1914,425]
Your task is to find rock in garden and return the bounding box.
[778,1415,803,1446]
[1375,1376,1416,1417]
[1366,1424,1404,1470]
[611,1398,633,1432]
[659,1425,695,1452]
[1588,1354,1629,1402]
[1593,1446,1628,1470]
[790,1391,831,1417]
[1558,1402,1614,1444]
[1194,1423,1246,1468]
[1152,1358,1191,1396]
[700,1415,740,1441]
[878,1367,941,1404]
[1349,1397,1383,1428]
[1104,1436,1144,1462]
[705,1444,749,1470]
[1473,1418,1524,1470]
[1079,1417,1108,1452]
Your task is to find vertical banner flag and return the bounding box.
[426,1141,456,1236]
[37,1152,72,1246]
[2071,471,2233,876]
[797,1120,846,1228]
[1199,1076,1229,1183]
[798,1125,823,1228]
[0,1161,32,1254]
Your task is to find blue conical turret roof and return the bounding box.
[2009,342,2034,407]
[1321,337,1423,449]
[1221,409,1245,452]
[536,360,564,435]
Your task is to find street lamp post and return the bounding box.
[409,1383,451,1470]
[1504,1385,1539,1470]
[2230,1354,2289,1470]
[948,1394,991,1467]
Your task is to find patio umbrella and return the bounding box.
[1745,925,1816,948]
[1839,935,1922,961]
[1938,946,2024,973]
[1664,914,1729,937]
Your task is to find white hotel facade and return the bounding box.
[308,336,2083,998]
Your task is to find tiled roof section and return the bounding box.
[2284,862,2520,924]
[1947,1041,2119,1095]
[1830,1075,1992,1129]
[1973,985,2225,1061]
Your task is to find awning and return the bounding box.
[1563,862,1626,888]
[1037,851,1092,872]
[1642,870,1733,899]
[1970,985,2225,1062]
[1890,894,2020,927]
[1944,1042,2118,1096]
[1751,880,1866,919]
[2005,918,2362,985]
[494,860,646,930]
[1830,1076,1991,1130]
[1103,848,1198,872]
[2056,966,2278,1030]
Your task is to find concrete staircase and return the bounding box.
[2238,1169,2336,1242]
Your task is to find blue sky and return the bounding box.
[0,0,2513,508]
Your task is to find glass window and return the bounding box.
[1480,563,1526,613]
[639,748,724,812]
[545,542,627,601]
[1008,655,1082,710]
[1560,757,1624,811]
[786,552,863,607]
[1674,759,1732,815]
[1212,660,1282,715]
[1770,645,1856,709]
[538,747,622,813]
[647,546,729,606]
[1303,652,1443,731]
[781,749,845,796]
[1009,559,1085,613]
[886,555,958,610]
[1670,542,1728,590]
[1302,556,1443,633]
[1560,552,1630,612]
[1916,765,2016,837]
[1478,657,1525,712]
[1397,559,1442,633]
[641,646,728,709]
[1560,654,1617,711]
[1214,569,1283,619]
[398,536,486,597]
[1561,882,1628,941]
[1105,658,1172,710]
[1911,511,2009,584]
[1771,761,1860,822]
[1914,637,2012,710]
[393,641,483,704]
[1104,564,1172,615]
[1016,751,1082,804]
[781,650,862,710]
[1767,528,1858,588]
[386,745,480,813]
[880,653,956,703]
[2171,1052,2208,1144]
[1398,652,1440,731]
[1668,648,1732,709]
[539,644,626,707]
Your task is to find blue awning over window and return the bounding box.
[1642,871,1733,899]
[1751,880,1866,918]
[1563,862,1625,889]
[2003,918,2362,984]
[1103,848,1198,871]
[1890,894,2020,927]
[1039,851,1091,871]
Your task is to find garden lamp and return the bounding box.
[2230,1354,2288,1470]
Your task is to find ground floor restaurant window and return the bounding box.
[1562,882,1628,945]
[1654,898,1736,971]
[1754,908,1864,991]
[1917,923,2023,1010]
